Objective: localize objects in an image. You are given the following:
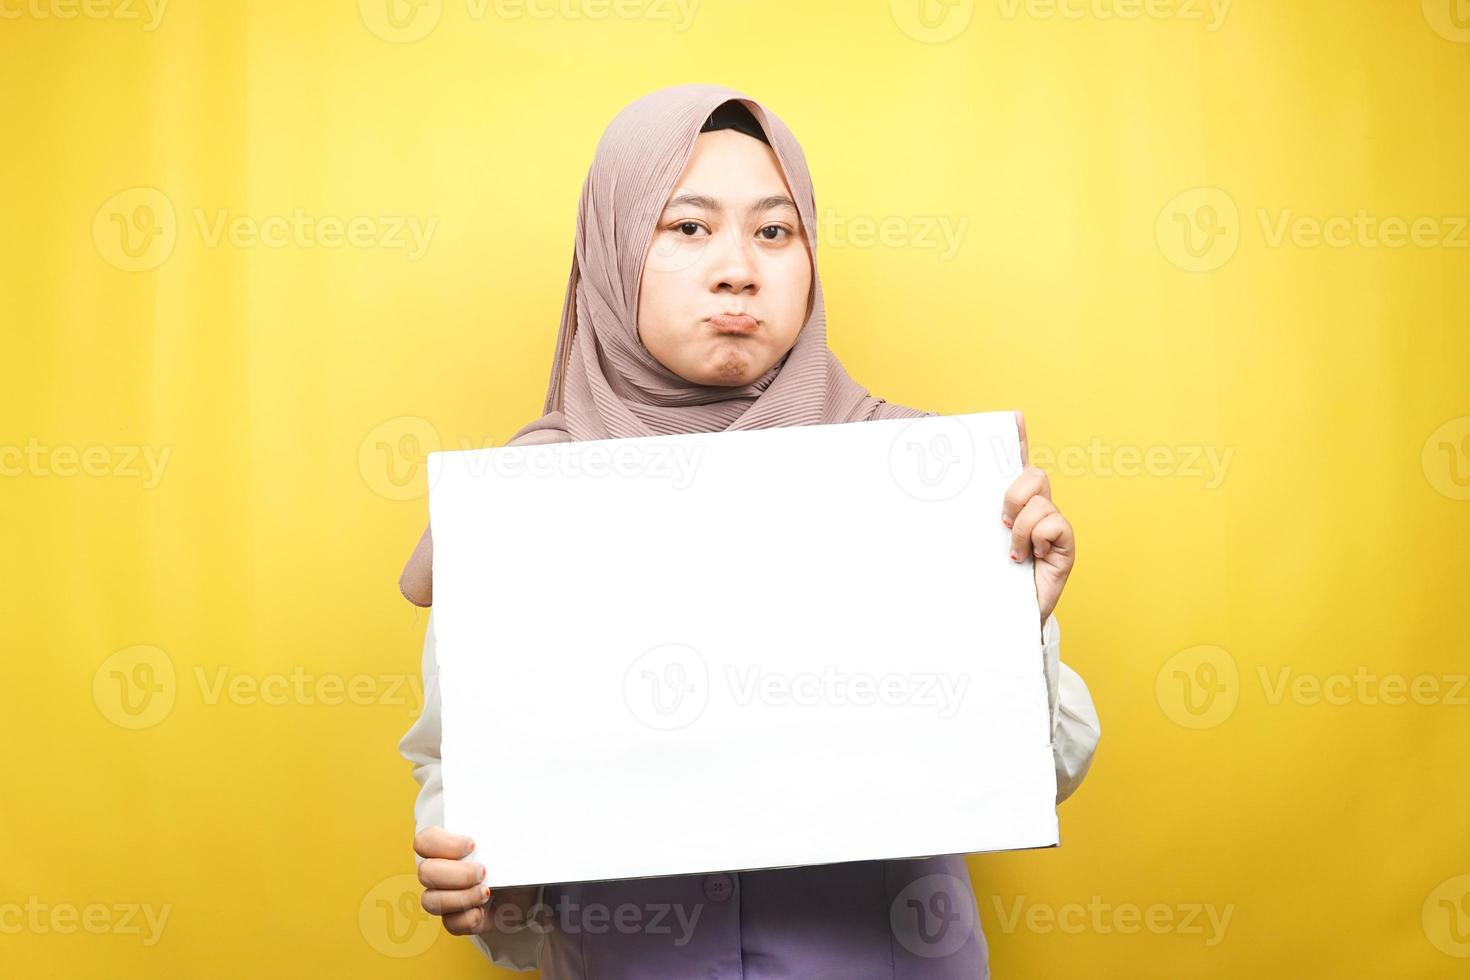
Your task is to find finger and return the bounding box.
[422,883,494,917]
[418,857,486,890]
[1002,466,1052,527]
[1031,512,1073,562]
[414,826,475,860]
[442,904,495,937]
[1015,410,1029,468]
[1010,495,1057,561]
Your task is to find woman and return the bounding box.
[397,83,1101,978]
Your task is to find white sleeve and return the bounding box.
[397,610,547,972]
[1040,612,1101,804]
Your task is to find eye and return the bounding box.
[758,224,792,242]
[673,221,707,237]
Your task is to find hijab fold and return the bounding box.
[400,83,931,607]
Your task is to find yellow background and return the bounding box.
[3,0,1468,976]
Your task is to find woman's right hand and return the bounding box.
[414,826,494,935]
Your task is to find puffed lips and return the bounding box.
[709,313,758,335]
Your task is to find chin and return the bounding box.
[689,343,769,386]
[692,369,759,387]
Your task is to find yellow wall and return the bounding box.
[3,0,1467,976]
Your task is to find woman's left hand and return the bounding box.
[1001,411,1075,631]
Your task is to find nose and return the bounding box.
[706,225,759,296]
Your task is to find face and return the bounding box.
[636,128,813,387]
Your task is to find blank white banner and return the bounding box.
[428,410,1058,888]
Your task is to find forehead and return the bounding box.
[667,129,794,204]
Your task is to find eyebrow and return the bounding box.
[662,193,799,215]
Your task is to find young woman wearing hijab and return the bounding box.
[396,83,1101,979]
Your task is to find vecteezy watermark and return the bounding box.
[358,415,705,502]
[0,0,168,30]
[890,874,981,959]
[359,415,441,502]
[816,210,970,260]
[890,0,976,44]
[1423,874,1470,958]
[987,893,1235,946]
[995,0,1231,31]
[475,442,703,489]
[0,898,172,946]
[888,415,978,503]
[1156,187,1241,273]
[492,895,708,946]
[1157,187,1470,272]
[358,0,700,43]
[92,187,178,272]
[890,417,1234,495]
[357,0,443,40]
[1157,644,1470,729]
[1257,209,1470,250]
[93,187,438,272]
[641,210,963,277]
[0,439,171,488]
[990,435,1234,488]
[892,0,1229,42]
[93,645,424,730]
[192,208,437,258]
[623,643,709,731]
[1156,645,1239,729]
[1257,666,1470,708]
[1422,417,1470,502]
[726,664,970,719]
[360,874,439,958]
[622,643,971,729]
[93,645,177,730]
[191,665,422,711]
[1422,0,1470,44]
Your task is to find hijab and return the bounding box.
[400,83,932,606]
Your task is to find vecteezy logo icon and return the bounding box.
[643,224,712,276]
[1423,874,1470,957]
[93,188,178,272]
[358,416,441,501]
[1422,417,1470,501]
[890,874,978,959]
[890,0,975,43]
[888,416,975,502]
[1156,187,1240,273]
[359,873,439,957]
[1156,644,1239,729]
[623,643,708,730]
[1423,0,1470,43]
[93,645,177,729]
[359,0,443,43]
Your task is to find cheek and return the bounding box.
[768,250,813,331]
[635,267,687,357]
[639,257,694,317]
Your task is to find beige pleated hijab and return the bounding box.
[400,83,932,606]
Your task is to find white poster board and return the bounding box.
[428,410,1058,887]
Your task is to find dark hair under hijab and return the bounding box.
[699,99,771,146]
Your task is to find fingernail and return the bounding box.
[477,865,486,881]
[465,840,475,856]
[1001,516,1012,528]
[484,885,493,900]
[1010,550,1019,562]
